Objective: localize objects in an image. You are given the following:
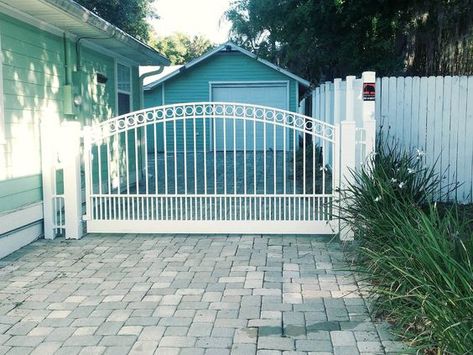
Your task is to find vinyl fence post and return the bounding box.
[339,75,357,241]
[61,122,83,240]
[333,79,342,126]
[362,71,376,159]
[40,120,58,240]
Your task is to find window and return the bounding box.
[0,36,5,145]
[117,63,131,115]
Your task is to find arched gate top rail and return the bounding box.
[85,102,336,143]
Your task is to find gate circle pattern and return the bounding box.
[92,102,335,142]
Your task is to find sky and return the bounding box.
[151,0,233,44]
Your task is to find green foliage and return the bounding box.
[75,0,156,41]
[150,33,214,65]
[339,140,473,353]
[226,0,473,82]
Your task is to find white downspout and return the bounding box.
[138,66,165,182]
[139,66,164,109]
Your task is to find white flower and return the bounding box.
[374,196,382,202]
[390,178,397,183]
[407,168,415,174]
[398,182,406,189]
[416,149,425,160]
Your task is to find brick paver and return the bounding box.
[0,234,408,354]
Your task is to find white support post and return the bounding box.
[362,71,376,159]
[339,75,357,241]
[40,121,58,240]
[61,122,83,240]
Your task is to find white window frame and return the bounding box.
[115,61,133,115]
[0,36,5,145]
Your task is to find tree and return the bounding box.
[226,0,473,83]
[150,33,214,65]
[75,0,156,42]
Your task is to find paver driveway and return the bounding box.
[0,234,406,355]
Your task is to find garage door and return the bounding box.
[212,82,289,151]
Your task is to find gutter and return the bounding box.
[40,0,170,66]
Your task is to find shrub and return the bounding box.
[339,139,473,354]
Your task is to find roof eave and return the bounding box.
[144,41,310,89]
[41,0,170,66]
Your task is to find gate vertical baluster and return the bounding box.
[213,104,217,220]
[262,109,266,221]
[173,110,178,220]
[114,127,121,220]
[273,110,276,220]
[312,121,316,220]
[124,122,130,220]
[192,105,198,220]
[203,105,208,220]
[293,116,296,220]
[97,131,103,221]
[134,122,139,219]
[223,105,227,220]
[303,118,306,221]
[163,111,169,220]
[322,130,326,220]
[144,120,149,220]
[153,110,158,218]
[243,105,247,220]
[183,107,188,220]
[253,106,257,220]
[106,134,112,219]
[233,105,237,221]
[283,114,287,220]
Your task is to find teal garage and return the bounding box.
[142,42,311,152]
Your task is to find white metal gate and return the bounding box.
[83,102,338,234]
[40,72,376,240]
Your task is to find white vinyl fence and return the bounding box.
[312,73,376,169]
[376,76,473,203]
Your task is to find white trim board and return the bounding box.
[208,81,291,111]
[0,202,43,236]
[0,222,42,259]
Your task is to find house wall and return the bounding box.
[0,11,141,254]
[144,52,299,152]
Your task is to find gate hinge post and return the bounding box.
[40,120,59,240]
[61,121,83,240]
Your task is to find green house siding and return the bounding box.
[145,52,299,152]
[78,46,117,125]
[0,12,141,214]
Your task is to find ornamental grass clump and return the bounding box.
[340,140,473,354]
